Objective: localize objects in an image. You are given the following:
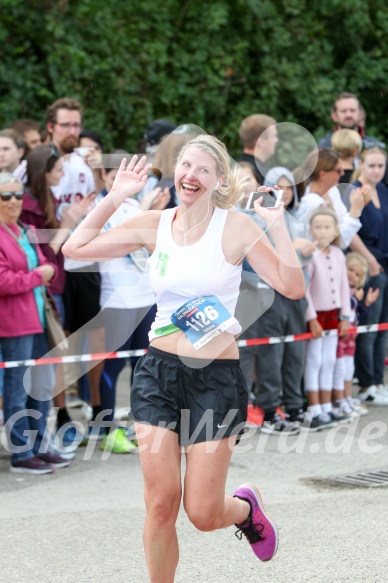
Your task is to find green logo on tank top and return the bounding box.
[157,252,169,276]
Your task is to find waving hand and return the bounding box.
[111,155,152,207]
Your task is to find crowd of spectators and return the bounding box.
[0,91,387,473]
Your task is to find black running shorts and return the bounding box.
[130,346,248,446]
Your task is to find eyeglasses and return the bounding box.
[328,168,344,175]
[0,191,24,201]
[53,122,82,130]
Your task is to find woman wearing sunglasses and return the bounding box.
[296,148,364,249]
[0,172,65,474]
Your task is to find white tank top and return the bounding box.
[148,207,242,341]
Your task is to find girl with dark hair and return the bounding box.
[22,145,92,316]
[21,145,93,440]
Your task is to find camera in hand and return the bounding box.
[245,189,283,210]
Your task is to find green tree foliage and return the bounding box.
[0,0,387,154]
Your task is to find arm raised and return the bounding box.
[62,156,158,261]
[235,203,306,300]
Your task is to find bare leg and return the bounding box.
[183,437,250,532]
[319,389,331,405]
[344,380,352,399]
[332,388,345,402]
[135,423,182,583]
[87,328,105,407]
[53,365,66,408]
[306,390,320,406]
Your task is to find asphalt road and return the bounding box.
[1,365,388,583]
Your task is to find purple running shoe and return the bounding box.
[233,483,278,562]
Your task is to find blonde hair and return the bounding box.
[351,146,387,182]
[331,129,362,159]
[177,135,246,209]
[345,252,368,288]
[309,206,341,247]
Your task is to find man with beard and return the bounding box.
[46,98,104,448]
[318,92,387,186]
[318,92,363,146]
[46,98,95,217]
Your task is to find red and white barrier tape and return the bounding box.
[237,322,388,347]
[0,349,147,369]
[0,323,387,369]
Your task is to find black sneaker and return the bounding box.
[261,413,300,435]
[37,452,71,469]
[300,413,337,432]
[10,457,55,475]
[286,408,306,424]
[328,409,352,424]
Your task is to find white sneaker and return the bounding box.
[337,402,354,417]
[358,385,388,406]
[81,402,93,421]
[376,384,388,397]
[347,397,368,416]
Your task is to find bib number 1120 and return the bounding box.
[185,305,219,331]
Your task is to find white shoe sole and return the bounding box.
[10,466,54,475]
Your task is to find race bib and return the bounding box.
[171,295,238,350]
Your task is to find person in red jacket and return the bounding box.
[0,172,70,474]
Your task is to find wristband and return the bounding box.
[339,315,349,321]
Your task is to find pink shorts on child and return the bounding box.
[336,332,357,358]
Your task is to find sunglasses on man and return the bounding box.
[0,191,24,201]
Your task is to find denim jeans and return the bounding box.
[1,332,55,462]
[355,270,388,387]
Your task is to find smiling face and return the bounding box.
[359,151,386,186]
[0,180,23,224]
[310,213,338,250]
[347,262,364,288]
[175,146,220,207]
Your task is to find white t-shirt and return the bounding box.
[51,152,95,270]
[98,195,155,310]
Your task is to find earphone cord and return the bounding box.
[182,198,211,246]
[235,205,283,266]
